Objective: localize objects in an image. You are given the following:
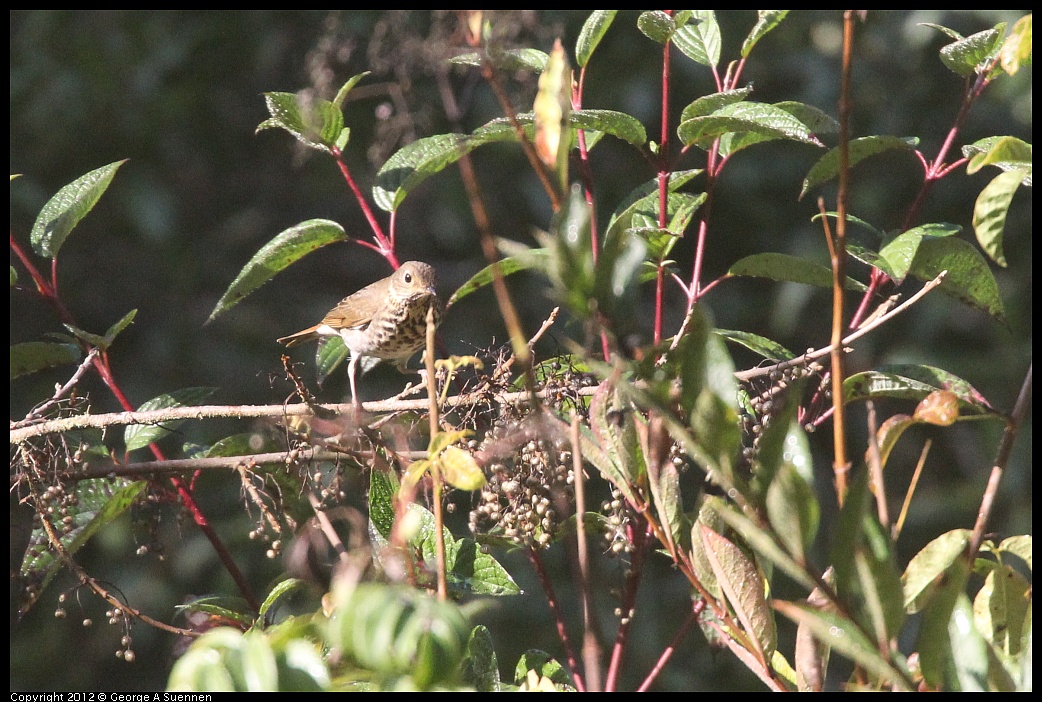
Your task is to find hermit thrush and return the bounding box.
[278,261,442,405]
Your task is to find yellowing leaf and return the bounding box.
[439,446,486,492]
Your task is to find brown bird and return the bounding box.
[278,261,442,405]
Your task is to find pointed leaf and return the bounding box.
[679,102,826,149]
[902,528,971,612]
[20,479,146,615]
[973,169,1027,267]
[257,91,344,153]
[637,11,675,44]
[450,48,549,72]
[124,387,217,452]
[801,136,919,199]
[711,500,819,593]
[765,424,818,565]
[742,11,790,57]
[10,341,81,380]
[332,71,371,108]
[774,601,913,690]
[910,236,1007,324]
[964,135,1032,183]
[916,560,972,689]
[571,109,647,147]
[103,309,138,345]
[878,222,961,284]
[209,219,347,323]
[845,364,996,414]
[605,169,704,241]
[939,25,1005,77]
[673,11,721,67]
[681,87,754,123]
[374,133,475,212]
[701,524,777,660]
[31,160,127,258]
[446,248,549,308]
[715,329,795,362]
[368,465,399,540]
[534,39,571,191]
[461,625,503,692]
[729,252,868,291]
[576,10,617,67]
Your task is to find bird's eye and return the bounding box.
[403,272,413,283]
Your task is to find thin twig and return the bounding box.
[969,363,1032,557]
[570,413,601,692]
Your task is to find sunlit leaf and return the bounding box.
[729,252,867,291]
[257,91,344,153]
[124,387,217,452]
[576,10,617,67]
[973,169,1027,267]
[910,236,1007,324]
[801,136,919,199]
[742,11,790,57]
[31,160,127,258]
[209,219,347,322]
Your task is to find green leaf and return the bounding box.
[680,87,755,123]
[314,335,352,385]
[939,25,1005,77]
[637,11,675,44]
[204,432,282,458]
[729,252,867,291]
[450,48,549,72]
[750,381,805,501]
[258,578,306,623]
[766,442,819,567]
[774,601,913,690]
[973,169,1027,267]
[673,11,721,67]
[974,563,1030,657]
[20,479,147,616]
[801,136,919,199]
[30,160,127,258]
[964,135,1032,183]
[844,365,996,414]
[104,309,138,345]
[878,222,961,284]
[715,329,795,362]
[916,559,972,689]
[374,133,486,212]
[910,236,1007,324]
[571,109,647,147]
[742,11,790,57]
[460,625,503,692]
[902,529,972,613]
[332,71,371,108]
[10,341,81,380]
[446,248,549,308]
[576,10,617,67]
[208,219,347,323]
[679,102,826,150]
[701,524,777,659]
[711,499,819,593]
[257,91,344,153]
[368,464,399,541]
[605,169,704,241]
[124,387,216,452]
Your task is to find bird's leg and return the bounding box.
[347,353,362,411]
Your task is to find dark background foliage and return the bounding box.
[10,10,1030,690]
